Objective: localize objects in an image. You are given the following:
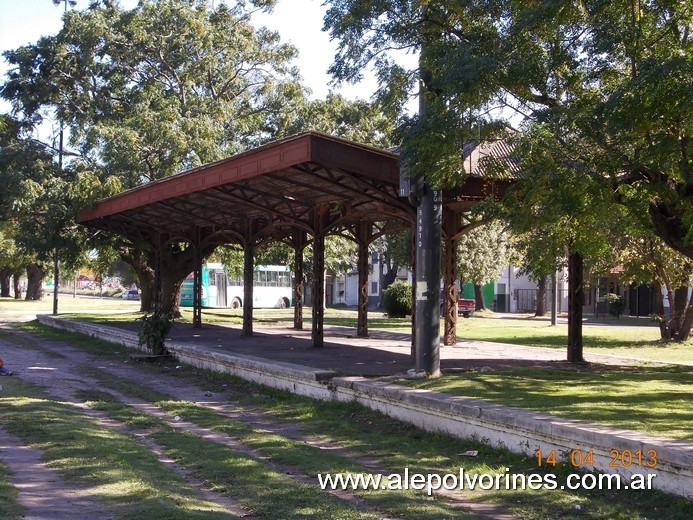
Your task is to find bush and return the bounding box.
[382,280,412,318]
[138,311,173,355]
[604,293,626,319]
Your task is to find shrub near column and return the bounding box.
[382,280,412,318]
[138,312,174,356]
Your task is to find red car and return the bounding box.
[440,295,475,318]
[456,298,475,318]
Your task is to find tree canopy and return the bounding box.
[324,0,692,260]
[3,0,302,187]
[457,221,514,288]
[1,0,397,313]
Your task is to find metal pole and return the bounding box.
[51,0,74,314]
[311,206,327,348]
[551,272,558,326]
[52,117,64,315]
[356,221,370,337]
[414,186,442,375]
[293,231,305,330]
[411,44,442,375]
[242,221,254,337]
[52,249,59,315]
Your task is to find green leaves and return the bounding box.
[457,221,515,286]
[324,0,692,261]
[3,0,305,188]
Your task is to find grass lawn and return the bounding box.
[455,312,693,363]
[396,364,693,441]
[0,295,140,317]
[6,295,691,365]
[0,378,239,519]
[8,295,687,365]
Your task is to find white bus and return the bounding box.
[181,263,292,309]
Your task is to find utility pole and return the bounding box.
[551,272,558,325]
[51,0,75,315]
[52,125,63,316]
[409,46,442,376]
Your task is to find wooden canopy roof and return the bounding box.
[79,131,511,245]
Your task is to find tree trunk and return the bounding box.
[12,269,23,299]
[159,268,185,318]
[120,247,155,313]
[567,251,584,363]
[0,268,10,297]
[379,258,398,307]
[474,284,486,311]
[25,263,45,300]
[121,242,215,318]
[671,287,688,336]
[535,276,547,316]
[674,289,693,341]
[158,242,217,318]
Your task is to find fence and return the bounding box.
[515,288,567,313]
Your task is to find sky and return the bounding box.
[0,0,387,105]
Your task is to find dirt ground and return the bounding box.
[0,321,518,520]
[0,322,254,519]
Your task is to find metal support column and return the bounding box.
[409,41,442,375]
[52,249,59,315]
[551,272,558,326]
[153,234,163,314]
[415,186,442,375]
[410,224,417,361]
[567,250,584,362]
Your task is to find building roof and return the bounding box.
[462,138,520,179]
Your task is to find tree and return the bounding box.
[617,231,693,341]
[500,125,624,361]
[367,231,408,306]
[2,0,304,315]
[323,0,692,355]
[0,221,24,298]
[325,1,690,250]
[1,113,113,300]
[534,276,548,317]
[385,228,413,271]
[4,1,403,316]
[270,92,396,148]
[456,221,514,311]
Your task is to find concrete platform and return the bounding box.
[161,320,654,376]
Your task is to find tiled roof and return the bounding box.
[462,138,520,179]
